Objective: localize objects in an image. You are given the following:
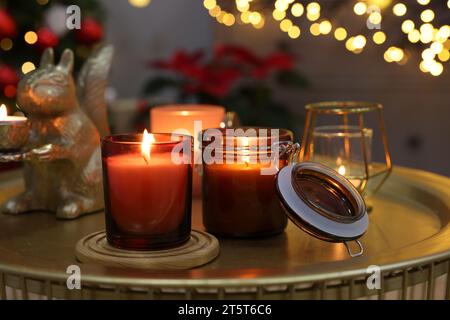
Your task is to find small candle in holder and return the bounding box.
[0,104,28,151]
[101,131,193,250]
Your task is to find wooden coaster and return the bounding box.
[75,230,219,270]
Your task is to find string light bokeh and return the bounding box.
[203,0,450,77]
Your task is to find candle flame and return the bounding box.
[338,165,346,176]
[141,129,155,164]
[0,104,7,120]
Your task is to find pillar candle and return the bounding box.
[150,105,225,196]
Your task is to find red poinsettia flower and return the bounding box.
[264,52,294,70]
[151,50,205,79]
[197,67,241,98]
[214,44,262,66]
[252,52,294,79]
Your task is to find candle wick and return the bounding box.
[143,154,150,165]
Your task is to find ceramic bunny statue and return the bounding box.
[0,45,114,219]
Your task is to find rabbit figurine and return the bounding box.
[0,45,114,219]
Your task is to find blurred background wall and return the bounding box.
[99,0,450,177]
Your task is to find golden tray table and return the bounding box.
[0,166,449,300]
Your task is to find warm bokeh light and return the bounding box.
[0,38,13,51]
[430,61,443,76]
[368,12,382,25]
[240,11,250,23]
[223,13,235,26]
[402,20,415,34]
[438,50,450,62]
[273,9,286,21]
[306,11,320,21]
[430,42,444,55]
[420,9,435,23]
[310,23,321,36]
[334,27,347,41]
[368,0,392,10]
[307,2,321,15]
[420,23,434,44]
[291,3,304,17]
[353,35,367,49]
[346,37,356,51]
[288,26,301,39]
[353,2,367,16]
[393,3,407,17]
[280,19,293,32]
[373,31,386,44]
[422,48,435,61]
[385,46,404,62]
[209,6,221,17]
[417,0,430,5]
[319,20,332,35]
[254,16,265,29]
[21,61,36,74]
[203,0,216,10]
[249,12,262,25]
[202,0,449,77]
[24,31,38,45]
[128,0,151,8]
[408,29,421,43]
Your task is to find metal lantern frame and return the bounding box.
[299,101,392,197]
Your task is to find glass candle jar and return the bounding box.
[201,128,295,238]
[101,132,193,250]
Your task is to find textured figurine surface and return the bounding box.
[0,45,114,219]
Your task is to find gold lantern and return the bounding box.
[299,101,392,198]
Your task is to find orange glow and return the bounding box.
[141,129,155,164]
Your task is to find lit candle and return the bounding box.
[101,131,193,250]
[0,104,28,151]
[202,128,293,237]
[150,105,225,196]
[337,164,361,189]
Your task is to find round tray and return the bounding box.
[0,166,449,300]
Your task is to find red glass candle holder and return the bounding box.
[201,128,294,238]
[101,133,193,250]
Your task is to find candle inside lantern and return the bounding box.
[337,164,361,189]
[101,131,193,250]
[0,104,29,151]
